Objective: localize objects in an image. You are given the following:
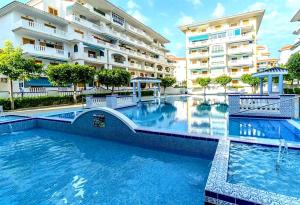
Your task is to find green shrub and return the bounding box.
[284,88,295,94]
[0,90,155,110]
[294,87,300,95]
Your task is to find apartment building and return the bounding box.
[179,10,265,89]
[291,9,300,54]
[167,55,187,85]
[279,45,293,65]
[0,0,174,93]
[256,45,278,71]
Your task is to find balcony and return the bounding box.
[189,40,209,48]
[228,46,253,55]
[73,52,107,64]
[210,61,226,68]
[228,59,253,67]
[14,19,67,40]
[189,52,209,59]
[67,15,105,33]
[22,44,68,60]
[80,3,111,22]
[145,66,155,72]
[129,63,142,70]
[126,24,152,42]
[190,63,209,69]
[227,34,254,43]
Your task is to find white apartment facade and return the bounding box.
[256,45,278,71]
[0,0,174,93]
[291,9,300,55]
[167,55,187,85]
[279,45,293,65]
[179,10,264,90]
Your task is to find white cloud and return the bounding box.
[128,10,149,24]
[186,0,202,7]
[127,0,139,10]
[248,2,266,11]
[212,3,225,18]
[126,0,149,24]
[162,27,174,37]
[177,14,195,26]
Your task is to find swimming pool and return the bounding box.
[45,96,300,142]
[228,142,300,199]
[0,128,211,204]
[0,115,29,123]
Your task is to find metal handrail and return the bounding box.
[231,95,300,115]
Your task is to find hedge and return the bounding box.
[294,88,300,95]
[0,90,154,110]
[284,88,295,94]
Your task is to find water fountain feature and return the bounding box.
[276,139,289,171]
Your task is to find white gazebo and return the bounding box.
[131,77,161,102]
[252,67,288,95]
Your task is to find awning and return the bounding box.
[24,77,53,87]
[83,43,105,51]
[189,34,209,42]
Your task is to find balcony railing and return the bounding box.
[15,19,67,39]
[22,44,68,59]
[190,63,209,68]
[189,52,209,58]
[228,46,253,55]
[228,59,253,66]
[72,52,106,64]
[129,63,142,70]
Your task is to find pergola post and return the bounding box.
[137,81,141,102]
[158,83,161,98]
[279,74,284,94]
[132,82,137,102]
[268,75,273,95]
[259,78,264,95]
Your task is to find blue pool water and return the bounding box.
[0,129,211,204]
[228,143,300,199]
[0,115,28,123]
[45,96,300,142]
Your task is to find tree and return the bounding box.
[286,53,300,83]
[96,68,131,93]
[0,41,43,109]
[47,64,95,103]
[241,74,260,93]
[215,75,232,93]
[160,76,176,95]
[196,77,211,95]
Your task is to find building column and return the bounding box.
[132,82,137,102]
[260,78,264,95]
[268,75,273,95]
[279,74,284,94]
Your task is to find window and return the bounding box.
[215,25,221,30]
[48,7,58,16]
[21,16,34,22]
[0,78,8,83]
[191,29,197,33]
[211,45,224,53]
[191,60,197,64]
[74,29,84,35]
[22,38,35,45]
[74,44,78,52]
[88,50,96,58]
[230,23,238,27]
[44,23,56,29]
[202,71,208,74]
[35,60,42,64]
[243,67,249,72]
[242,19,249,25]
[232,80,239,84]
[231,68,238,73]
[112,12,125,26]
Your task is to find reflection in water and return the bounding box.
[120,96,228,136]
[119,96,300,141]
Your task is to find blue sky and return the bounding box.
[2,0,300,58]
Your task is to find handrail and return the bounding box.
[231,95,299,115]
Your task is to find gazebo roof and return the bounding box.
[131,77,161,83]
[252,67,288,78]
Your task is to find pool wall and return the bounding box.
[0,118,36,134]
[35,108,218,158]
[205,140,300,205]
